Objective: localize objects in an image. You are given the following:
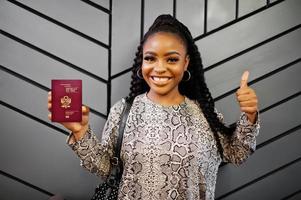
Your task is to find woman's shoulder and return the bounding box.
[109,93,145,115]
[185,97,202,111]
[108,98,126,117]
[184,98,221,117]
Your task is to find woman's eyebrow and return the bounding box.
[165,51,180,56]
[144,51,181,56]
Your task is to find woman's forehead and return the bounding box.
[143,32,187,53]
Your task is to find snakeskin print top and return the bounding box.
[67,92,260,200]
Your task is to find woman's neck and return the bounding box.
[146,90,185,106]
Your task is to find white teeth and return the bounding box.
[153,77,169,82]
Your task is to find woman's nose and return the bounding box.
[154,60,166,73]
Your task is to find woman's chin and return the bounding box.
[148,86,178,97]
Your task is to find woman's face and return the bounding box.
[142,32,190,98]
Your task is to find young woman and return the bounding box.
[48,14,260,199]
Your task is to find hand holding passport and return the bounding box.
[48,80,90,141]
[51,80,82,122]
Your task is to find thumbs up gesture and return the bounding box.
[236,71,258,124]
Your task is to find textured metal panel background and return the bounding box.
[0,0,300,199]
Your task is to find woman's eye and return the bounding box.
[167,57,179,63]
[144,56,155,62]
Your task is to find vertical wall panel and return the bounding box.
[144,0,173,34]
[207,0,236,31]
[111,0,140,76]
[176,0,204,37]
[239,0,266,16]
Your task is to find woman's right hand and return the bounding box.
[47,91,90,141]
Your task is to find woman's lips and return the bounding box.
[150,76,171,85]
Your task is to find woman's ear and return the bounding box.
[184,55,190,71]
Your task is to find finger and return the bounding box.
[48,102,52,111]
[82,105,90,114]
[240,71,249,89]
[239,100,258,107]
[48,95,51,102]
[240,106,258,114]
[48,113,52,121]
[236,87,252,96]
[237,94,256,102]
[48,93,52,102]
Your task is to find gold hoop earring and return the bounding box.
[136,68,143,79]
[183,70,191,81]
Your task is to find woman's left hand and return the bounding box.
[236,71,258,124]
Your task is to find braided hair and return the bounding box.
[128,14,236,157]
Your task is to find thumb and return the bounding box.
[240,71,249,88]
[82,105,90,114]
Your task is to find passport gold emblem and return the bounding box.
[61,95,71,108]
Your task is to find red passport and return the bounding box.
[51,80,82,122]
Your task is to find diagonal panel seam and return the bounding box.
[7,0,109,49]
[194,0,286,41]
[0,30,108,84]
[214,58,301,102]
[0,170,53,197]
[204,24,301,72]
[217,156,301,200]
[0,64,107,119]
[81,0,111,14]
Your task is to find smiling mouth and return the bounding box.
[150,76,172,85]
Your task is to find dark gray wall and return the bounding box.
[0,0,300,199]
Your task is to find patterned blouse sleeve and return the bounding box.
[215,109,260,165]
[66,98,125,178]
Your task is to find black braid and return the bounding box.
[129,39,149,98]
[128,14,236,158]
